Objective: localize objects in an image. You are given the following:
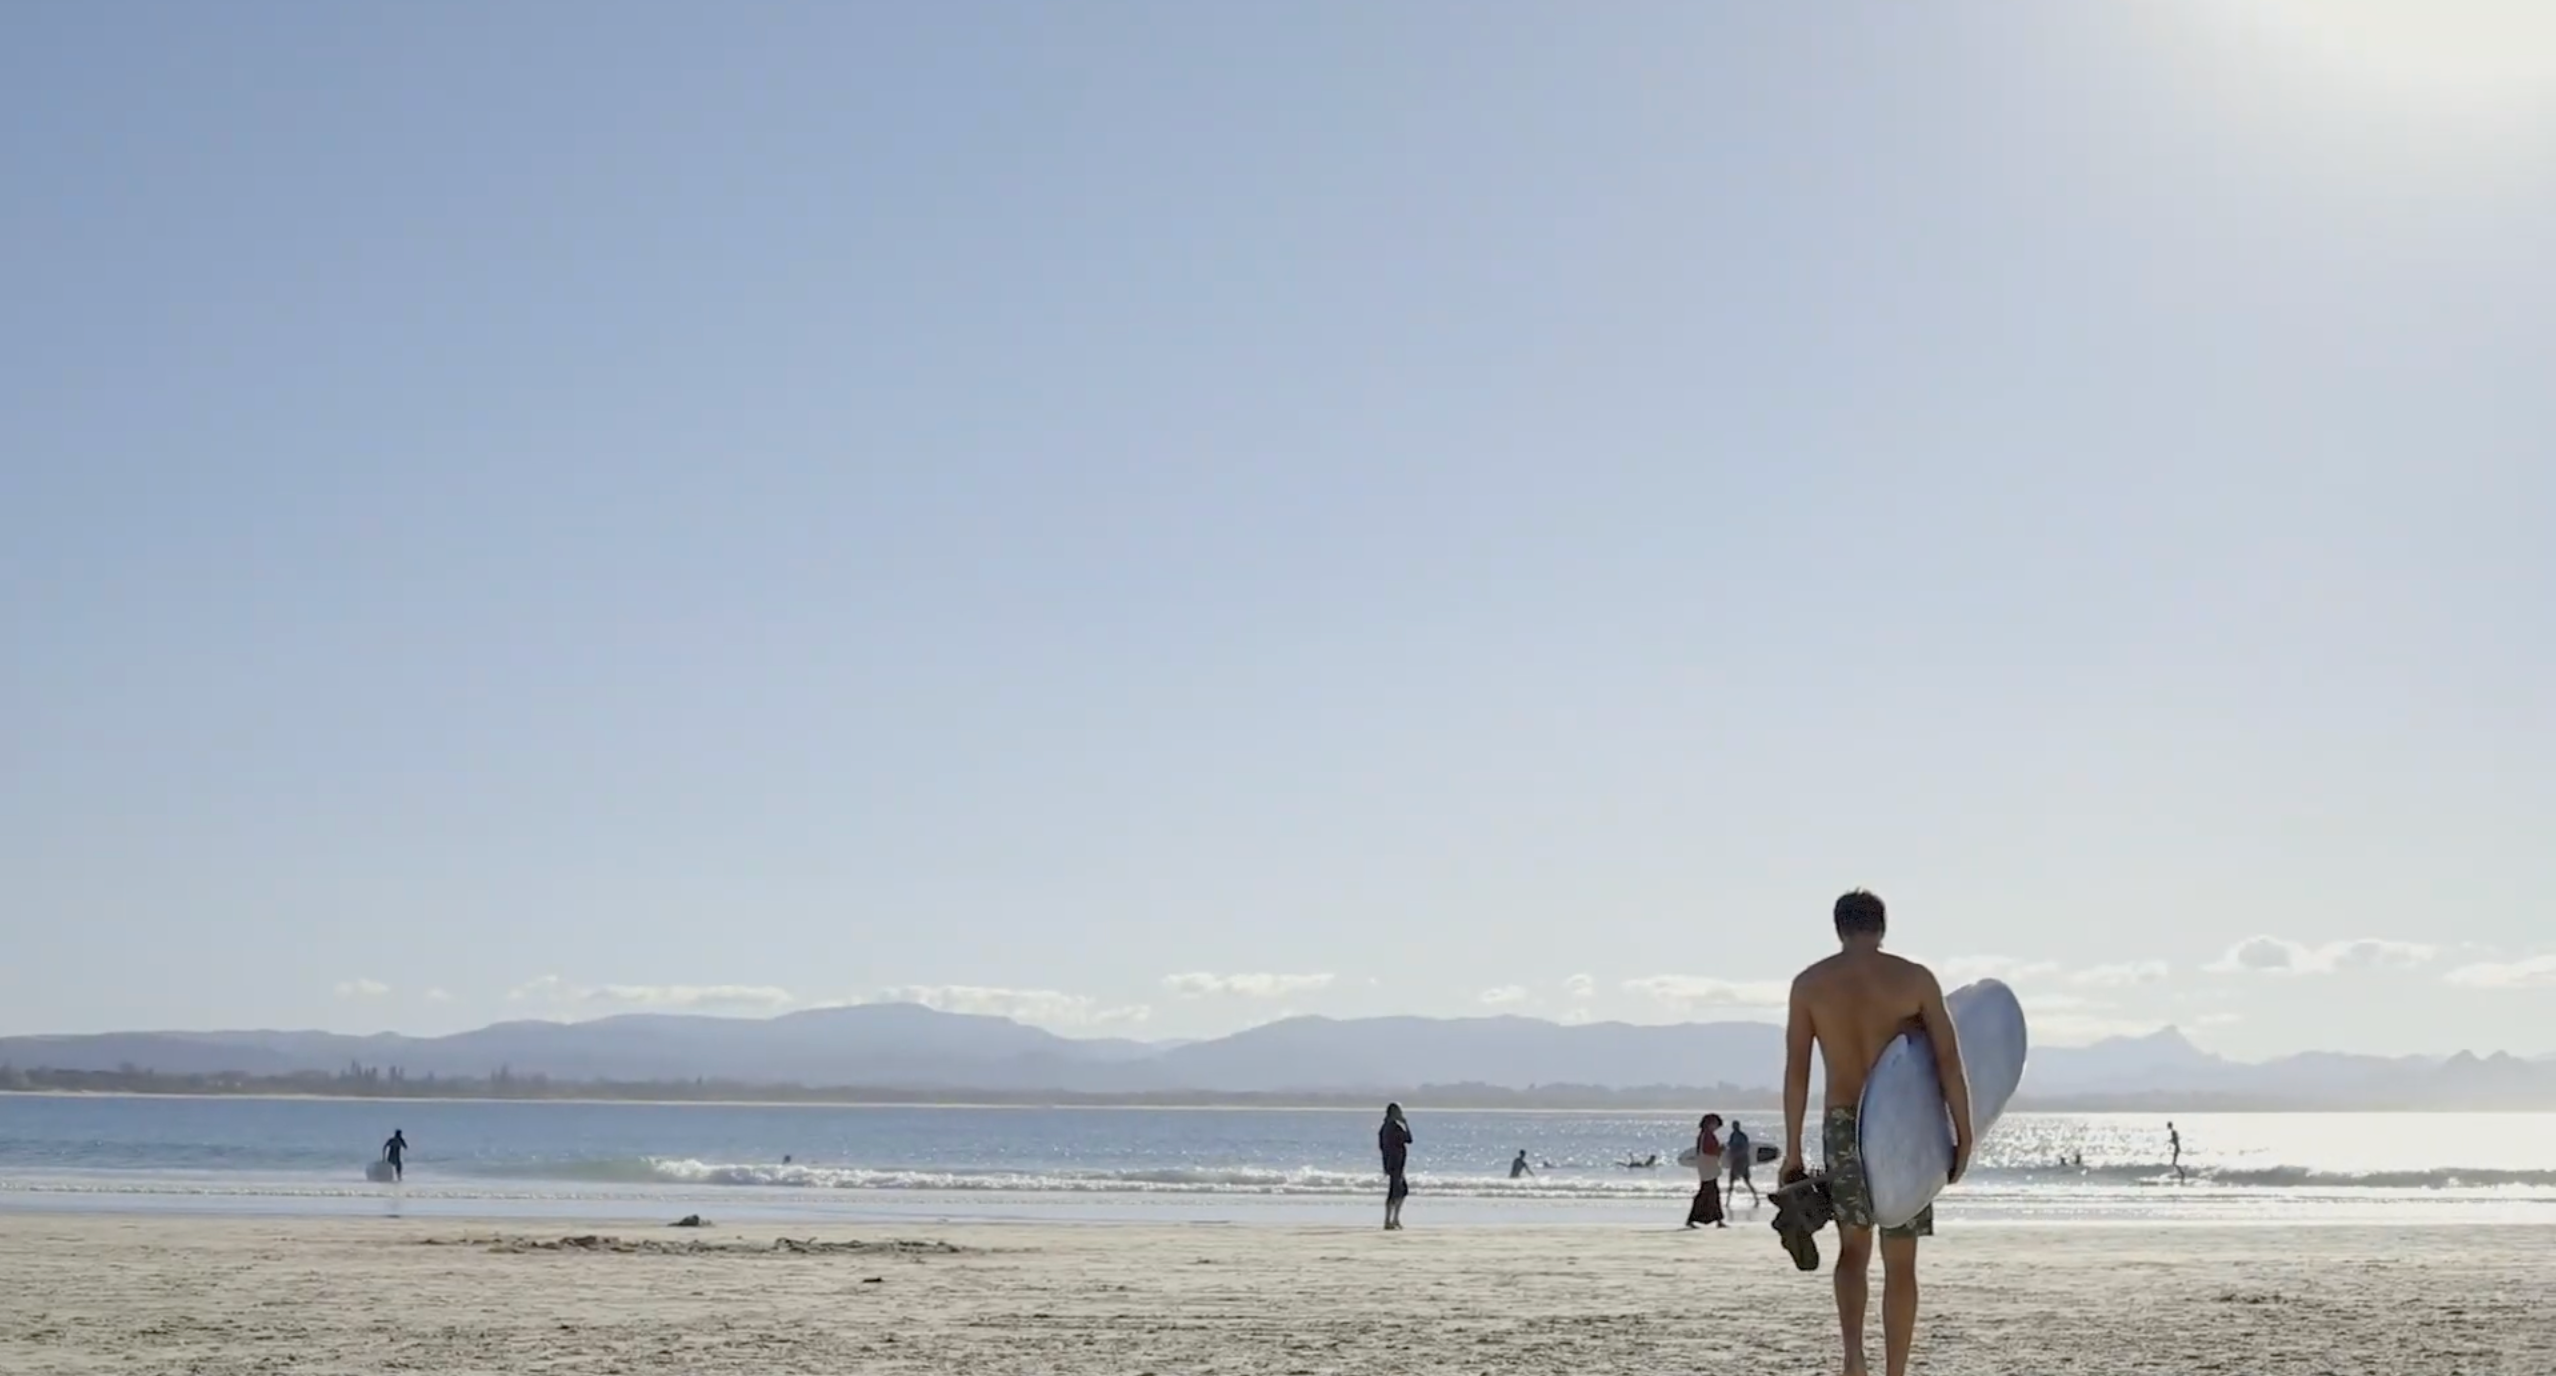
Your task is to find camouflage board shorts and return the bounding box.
[1823,1106,1933,1238]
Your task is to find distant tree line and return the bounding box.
[2,1061,2545,1111]
[0,1062,1786,1108]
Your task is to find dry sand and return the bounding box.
[4,1212,2551,1374]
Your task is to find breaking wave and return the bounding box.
[478,1157,2556,1198]
[511,1158,1704,1198]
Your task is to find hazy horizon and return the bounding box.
[7,4,2550,1061]
[7,989,2553,1065]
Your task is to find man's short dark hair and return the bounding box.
[1834,889,1886,938]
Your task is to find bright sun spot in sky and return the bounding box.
[2244,0,2556,107]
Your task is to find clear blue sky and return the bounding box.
[5,2,2550,1057]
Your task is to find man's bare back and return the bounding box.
[1795,949,1937,1108]
[1777,891,1975,1376]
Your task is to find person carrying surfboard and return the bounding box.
[1724,1120,1760,1206]
[1779,890,1974,1376]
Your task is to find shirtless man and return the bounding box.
[1781,891,1974,1376]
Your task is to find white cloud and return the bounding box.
[2195,1012,2244,1027]
[2034,1012,2174,1045]
[1160,972,1336,999]
[588,983,796,1010]
[508,975,570,1003]
[2442,954,2556,990]
[877,984,1152,1029]
[2205,937,2305,974]
[1937,956,2064,986]
[2323,939,2439,970]
[2205,936,2438,976]
[1921,955,2173,991]
[333,978,390,999]
[423,987,453,1003]
[2069,960,2170,988]
[1562,973,1595,999]
[1479,985,1530,1007]
[508,975,796,1011]
[1620,975,1792,1012]
[1559,1007,1595,1025]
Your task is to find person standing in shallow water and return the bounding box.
[380,1129,408,1182]
[1378,1104,1413,1230]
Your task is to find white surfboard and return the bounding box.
[1853,978,2028,1229]
[364,1160,397,1183]
[1677,1145,1781,1168]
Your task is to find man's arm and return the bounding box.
[1780,976,1813,1174]
[1916,970,1976,1183]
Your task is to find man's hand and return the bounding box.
[1780,1151,1806,1184]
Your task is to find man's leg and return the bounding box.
[1881,1232,1919,1376]
[1832,1223,1873,1375]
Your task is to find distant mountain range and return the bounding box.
[5,1007,2552,1109]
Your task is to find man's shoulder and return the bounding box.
[1876,952,1941,985]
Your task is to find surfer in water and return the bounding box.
[1509,1150,1534,1180]
[2168,1121,2184,1180]
[381,1129,408,1183]
[1780,890,1973,1376]
[1378,1103,1412,1230]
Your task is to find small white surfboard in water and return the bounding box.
[363,1160,397,1183]
[1853,978,2029,1229]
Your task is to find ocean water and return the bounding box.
[2,1095,2550,1227]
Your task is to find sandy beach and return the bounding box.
[4,1212,2550,1374]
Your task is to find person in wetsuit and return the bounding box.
[1725,1119,1759,1206]
[381,1129,408,1182]
[1378,1103,1413,1230]
[1509,1150,1533,1180]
